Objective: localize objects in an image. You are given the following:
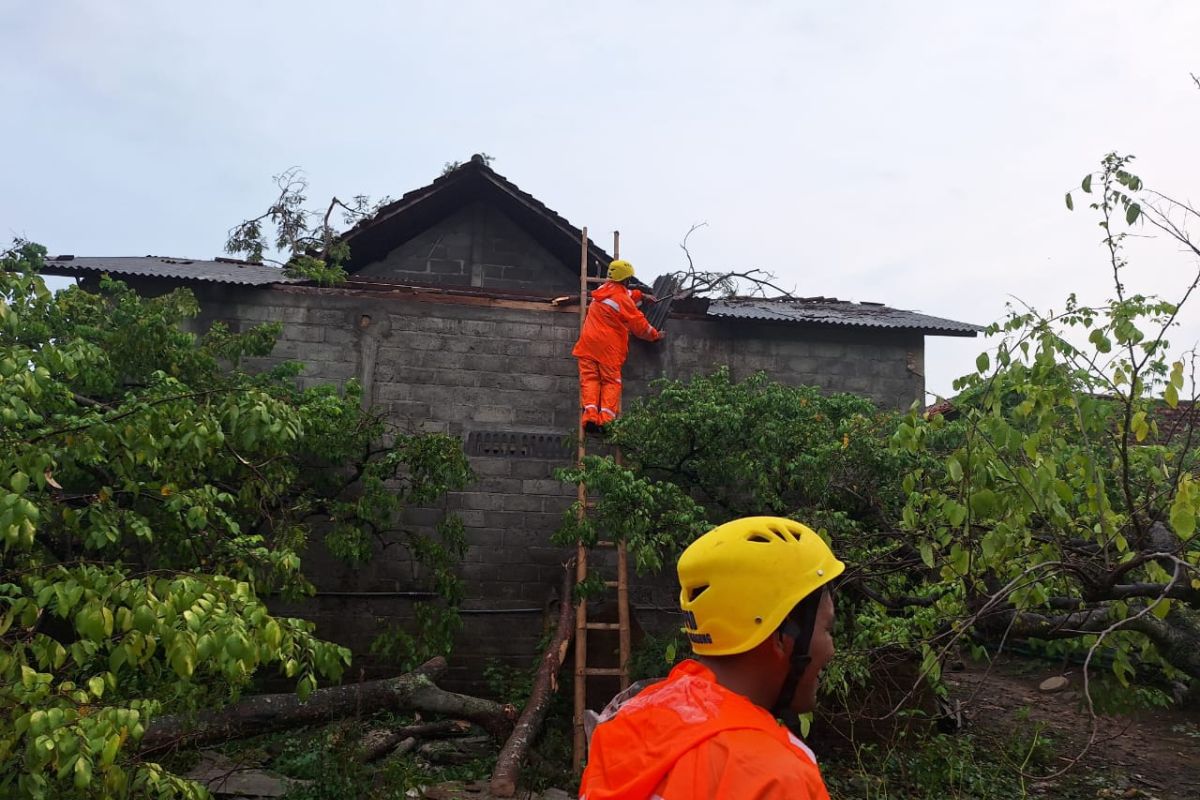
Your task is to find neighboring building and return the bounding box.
[44,155,980,687]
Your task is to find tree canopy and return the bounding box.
[0,242,470,799]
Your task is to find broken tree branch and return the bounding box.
[140,657,514,755]
[358,719,473,763]
[669,222,796,300]
[489,561,576,797]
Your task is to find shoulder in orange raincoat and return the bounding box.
[571,281,660,369]
[579,660,830,800]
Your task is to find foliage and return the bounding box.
[554,369,913,575]
[206,716,496,800]
[552,369,933,703]
[442,153,495,175]
[0,242,471,798]
[895,154,1200,689]
[556,154,1200,706]
[224,167,393,285]
[825,723,1060,800]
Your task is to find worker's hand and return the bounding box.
[653,330,665,342]
[644,293,658,303]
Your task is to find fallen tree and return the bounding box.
[357,719,473,763]
[490,562,576,797]
[140,657,514,755]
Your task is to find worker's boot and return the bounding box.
[582,408,602,434]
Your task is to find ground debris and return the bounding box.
[421,783,574,799]
[1038,675,1069,693]
[419,735,493,765]
[185,751,310,798]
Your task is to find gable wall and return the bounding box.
[353,201,579,293]
[181,281,922,690]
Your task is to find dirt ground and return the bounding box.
[944,657,1200,800]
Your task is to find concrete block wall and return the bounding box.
[354,201,579,294]
[187,282,925,689]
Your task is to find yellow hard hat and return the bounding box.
[678,517,844,656]
[607,259,634,282]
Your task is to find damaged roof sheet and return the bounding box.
[706,297,982,336]
[42,256,299,286]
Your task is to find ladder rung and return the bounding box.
[595,540,616,548]
[604,581,619,588]
[585,622,621,630]
[585,277,607,284]
[583,667,625,676]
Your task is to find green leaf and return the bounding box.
[1126,202,1140,225]
[10,471,29,494]
[1170,479,1196,540]
[1088,328,1112,354]
[73,754,92,789]
[1082,174,1093,193]
[947,457,963,483]
[1131,411,1149,442]
[87,676,105,698]
[919,541,935,568]
[975,352,990,374]
[1065,192,1074,210]
[969,489,998,518]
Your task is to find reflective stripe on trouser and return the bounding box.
[578,358,622,424]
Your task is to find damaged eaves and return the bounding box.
[36,256,982,336]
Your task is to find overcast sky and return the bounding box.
[4,1,1199,399]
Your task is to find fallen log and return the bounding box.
[358,719,473,763]
[420,735,493,765]
[140,657,514,755]
[490,562,576,797]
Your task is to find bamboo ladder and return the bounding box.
[571,227,632,773]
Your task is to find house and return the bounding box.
[43,155,981,686]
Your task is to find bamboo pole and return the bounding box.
[573,226,590,774]
[612,230,631,690]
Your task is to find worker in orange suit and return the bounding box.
[579,517,842,800]
[572,259,662,431]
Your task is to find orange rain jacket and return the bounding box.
[579,660,831,800]
[571,281,660,369]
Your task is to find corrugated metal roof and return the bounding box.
[706,297,982,336]
[42,256,299,286]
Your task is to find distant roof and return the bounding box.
[704,296,982,336]
[341,154,613,278]
[42,255,299,286]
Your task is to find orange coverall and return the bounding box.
[579,660,831,800]
[571,280,661,425]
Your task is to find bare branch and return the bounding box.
[667,222,796,300]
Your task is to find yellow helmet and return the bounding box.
[607,259,634,282]
[678,517,844,656]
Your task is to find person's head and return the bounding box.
[607,259,634,283]
[677,516,843,715]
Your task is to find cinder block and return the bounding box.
[322,327,358,345]
[474,405,513,424]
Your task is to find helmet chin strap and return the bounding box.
[770,588,824,720]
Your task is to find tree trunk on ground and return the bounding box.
[490,562,576,798]
[140,657,514,755]
[358,719,473,763]
[984,603,1200,682]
